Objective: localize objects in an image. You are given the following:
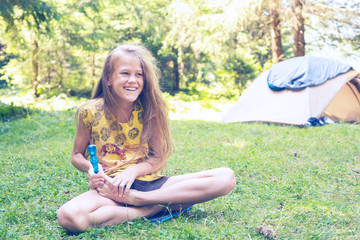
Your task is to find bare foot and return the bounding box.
[96,181,142,206]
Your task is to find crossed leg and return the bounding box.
[57,190,163,233]
[152,167,236,204]
[101,167,236,207]
[57,167,236,232]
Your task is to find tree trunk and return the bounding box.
[32,39,40,97]
[59,58,64,87]
[270,0,284,63]
[293,0,305,56]
[171,47,180,91]
[173,57,180,91]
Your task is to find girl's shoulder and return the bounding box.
[79,98,105,112]
[77,98,105,121]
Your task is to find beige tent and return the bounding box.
[223,70,360,125]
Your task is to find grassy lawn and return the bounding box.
[1,107,360,239]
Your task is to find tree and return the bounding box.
[1,0,356,98]
[292,0,305,56]
[270,0,285,62]
[0,0,57,96]
[306,0,360,57]
[162,0,264,90]
[59,0,114,89]
[0,41,14,86]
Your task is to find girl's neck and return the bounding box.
[111,101,134,123]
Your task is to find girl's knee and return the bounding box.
[57,205,87,233]
[216,167,236,195]
[57,206,71,230]
[57,206,74,231]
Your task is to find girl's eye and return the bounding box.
[121,72,129,75]
[136,73,143,77]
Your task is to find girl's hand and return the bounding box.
[96,182,135,205]
[109,167,138,197]
[88,164,106,189]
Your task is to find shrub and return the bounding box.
[0,101,28,121]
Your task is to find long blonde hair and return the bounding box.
[92,44,174,169]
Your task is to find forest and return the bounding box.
[0,0,359,99]
[1,1,360,238]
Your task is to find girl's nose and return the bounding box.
[128,75,136,83]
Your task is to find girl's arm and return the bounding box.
[109,154,164,196]
[129,154,164,176]
[71,120,92,173]
[71,117,107,188]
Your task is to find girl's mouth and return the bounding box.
[124,87,137,91]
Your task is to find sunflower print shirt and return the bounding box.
[78,98,163,181]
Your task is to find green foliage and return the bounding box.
[0,0,359,95]
[0,42,14,87]
[0,101,28,121]
[176,81,241,102]
[0,0,274,96]
[0,0,58,33]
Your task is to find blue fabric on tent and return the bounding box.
[267,56,353,91]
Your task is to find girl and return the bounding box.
[57,44,236,233]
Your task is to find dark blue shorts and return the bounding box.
[130,177,169,192]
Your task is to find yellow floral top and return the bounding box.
[78,98,163,181]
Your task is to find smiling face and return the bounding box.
[107,54,144,107]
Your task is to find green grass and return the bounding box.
[1,109,360,239]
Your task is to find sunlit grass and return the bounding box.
[1,91,360,239]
